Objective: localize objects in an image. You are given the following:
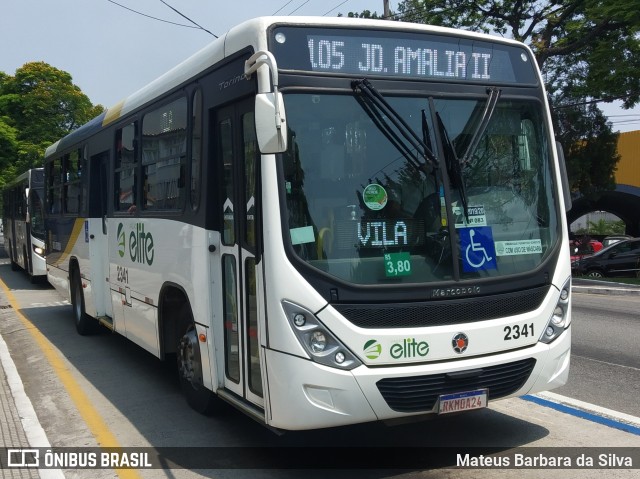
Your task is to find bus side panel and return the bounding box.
[46,217,93,311]
[108,218,214,359]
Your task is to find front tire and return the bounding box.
[177,304,219,414]
[586,270,604,278]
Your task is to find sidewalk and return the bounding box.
[0,293,62,479]
[0,332,41,478]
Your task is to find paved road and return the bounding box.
[0,248,638,478]
[554,291,640,417]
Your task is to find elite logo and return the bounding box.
[116,222,155,265]
[363,339,382,360]
[363,338,430,360]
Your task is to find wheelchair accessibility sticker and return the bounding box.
[459,227,497,272]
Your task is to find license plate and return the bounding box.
[438,389,488,414]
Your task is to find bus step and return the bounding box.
[97,316,114,330]
[215,389,278,433]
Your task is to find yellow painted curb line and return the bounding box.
[0,278,143,479]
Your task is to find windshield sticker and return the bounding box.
[290,226,315,245]
[459,227,497,272]
[439,185,447,227]
[454,205,487,228]
[384,252,411,277]
[495,239,543,256]
[363,184,388,211]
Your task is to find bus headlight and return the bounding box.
[282,300,361,371]
[540,277,571,344]
[310,331,327,352]
[33,245,45,257]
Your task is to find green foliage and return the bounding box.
[576,218,626,235]
[0,118,18,191]
[0,61,104,188]
[390,0,640,197]
[556,103,620,197]
[345,10,383,19]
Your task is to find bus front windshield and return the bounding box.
[29,188,46,240]
[281,92,559,285]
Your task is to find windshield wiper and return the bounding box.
[352,79,439,175]
[435,87,502,221]
[461,87,501,167]
[436,112,469,221]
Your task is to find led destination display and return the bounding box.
[271,26,538,84]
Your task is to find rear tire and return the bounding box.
[71,270,96,335]
[177,304,219,414]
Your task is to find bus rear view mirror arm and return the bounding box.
[245,51,288,154]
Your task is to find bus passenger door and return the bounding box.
[88,151,113,320]
[215,99,264,408]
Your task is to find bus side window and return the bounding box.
[141,97,187,211]
[48,159,62,215]
[115,122,138,213]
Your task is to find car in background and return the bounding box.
[569,239,603,263]
[602,235,633,248]
[572,238,640,278]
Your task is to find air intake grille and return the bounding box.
[333,286,548,328]
[376,358,537,413]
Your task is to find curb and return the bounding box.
[572,280,640,296]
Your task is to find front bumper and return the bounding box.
[265,327,570,430]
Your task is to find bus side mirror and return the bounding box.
[555,141,572,212]
[255,92,287,154]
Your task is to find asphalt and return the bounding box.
[0,276,638,478]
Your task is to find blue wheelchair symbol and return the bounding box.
[459,227,497,272]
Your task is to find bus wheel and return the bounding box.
[10,243,18,271]
[71,271,95,335]
[177,305,218,414]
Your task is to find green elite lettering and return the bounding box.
[390,338,430,359]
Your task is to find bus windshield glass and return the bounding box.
[281,92,559,285]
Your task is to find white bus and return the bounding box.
[44,17,573,431]
[2,168,47,281]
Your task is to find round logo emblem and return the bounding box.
[452,333,469,354]
[362,184,388,211]
[363,339,382,360]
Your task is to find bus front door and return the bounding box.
[88,151,114,322]
[215,99,264,408]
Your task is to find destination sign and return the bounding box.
[270,26,538,85]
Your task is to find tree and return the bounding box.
[0,62,104,184]
[344,10,383,19]
[0,118,18,191]
[388,0,640,196]
[556,102,620,196]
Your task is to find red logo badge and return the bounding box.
[452,333,469,354]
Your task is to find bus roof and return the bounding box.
[45,16,533,158]
[3,168,45,191]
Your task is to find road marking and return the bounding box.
[572,353,640,372]
[523,392,640,436]
[0,278,143,479]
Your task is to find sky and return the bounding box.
[1,0,639,133]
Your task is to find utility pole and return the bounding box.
[383,0,390,19]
